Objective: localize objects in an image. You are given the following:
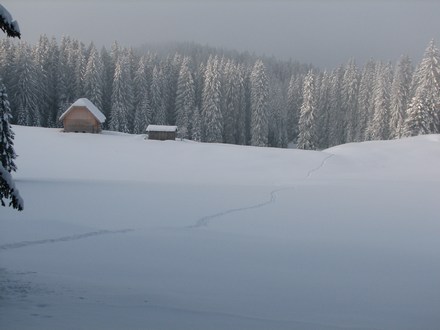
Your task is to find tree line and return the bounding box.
[0,35,439,151]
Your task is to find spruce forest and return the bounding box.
[1,35,439,150]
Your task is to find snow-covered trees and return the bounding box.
[6,33,440,154]
[0,82,22,209]
[109,53,133,133]
[151,66,167,126]
[132,56,152,134]
[368,62,393,140]
[12,43,41,127]
[250,60,269,147]
[0,4,22,210]
[404,40,440,136]
[202,56,223,143]
[297,70,318,150]
[175,57,195,139]
[389,55,413,138]
[0,83,16,173]
[342,58,359,142]
[83,43,104,112]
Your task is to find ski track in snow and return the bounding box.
[307,154,334,178]
[188,153,334,229]
[187,187,291,229]
[0,229,134,251]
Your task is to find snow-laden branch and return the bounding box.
[0,164,23,210]
[0,4,20,39]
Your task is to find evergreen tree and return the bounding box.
[56,36,75,126]
[175,57,195,139]
[268,81,288,148]
[45,37,61,127]
[250,59,269,147]
[109,53,133,133]
[151,65,167,125]
[316,70,331,148]
[357,59,377,141]
[192,106,202,142]
[13,43,41,126]
[234,63,247,146]
[0,5,23,211]
[297,70,318,150]
[286,74,303,143]
[69,39,86,99]
[0,82,16,172]
[223,59,244,144]
[100,46,113,128]
[389,55,413,138]
[33,35,51,127]
[328,66,344,146]
[368,62,393,140]
[202,56,223,143]
[133,56,152,134]
[404,40,440,136]
[83,43,104,111]
[342,58,359,142]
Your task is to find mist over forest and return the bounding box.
[1,35,439,150]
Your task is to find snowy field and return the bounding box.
[1,125,440,330]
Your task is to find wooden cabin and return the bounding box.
[146,125,177,141]
[59,98,106,133]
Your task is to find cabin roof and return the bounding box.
[59,98,106,123]
[146,125,178,132]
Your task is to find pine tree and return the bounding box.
[404,40,440,136]
[223,59,244,144]
[33,35,51,127]
[286,74,303,143]
[202,56,223,143]
[83,43,104,111]
[192,106,202,142]
[368,62,393,140]
[69,39,86,99]
[316,70,331,148]
[389,55,413,138]
[133,56,152,134]
[297,70,318,150]
[151,65,167,125]
[328,66,344,146]
[109,53,133,133]
[250,59,269,147]
[342,58,359,142]
[0,82,16,173]
[56,36,75,127]
[0,5,23,211]
[268,81,287,148]
[13,42,41,127]
[175,57,195,139]
[357,59,377,141]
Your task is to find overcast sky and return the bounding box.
[5,0,440,68]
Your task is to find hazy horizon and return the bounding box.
[5,0,440,68]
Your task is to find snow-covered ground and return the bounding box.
[1,125,440,330]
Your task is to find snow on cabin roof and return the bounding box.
[59,98,106,123]
[146,125,178,132]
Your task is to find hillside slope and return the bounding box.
[1,126,440,330]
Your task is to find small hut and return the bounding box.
[146,125,177,141]
[59,98,106,133]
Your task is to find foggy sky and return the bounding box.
[5,0,440,68]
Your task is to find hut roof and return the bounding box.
[59,98,106,123]
[146,125,178,132]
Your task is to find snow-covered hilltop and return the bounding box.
[1,126,440,330]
